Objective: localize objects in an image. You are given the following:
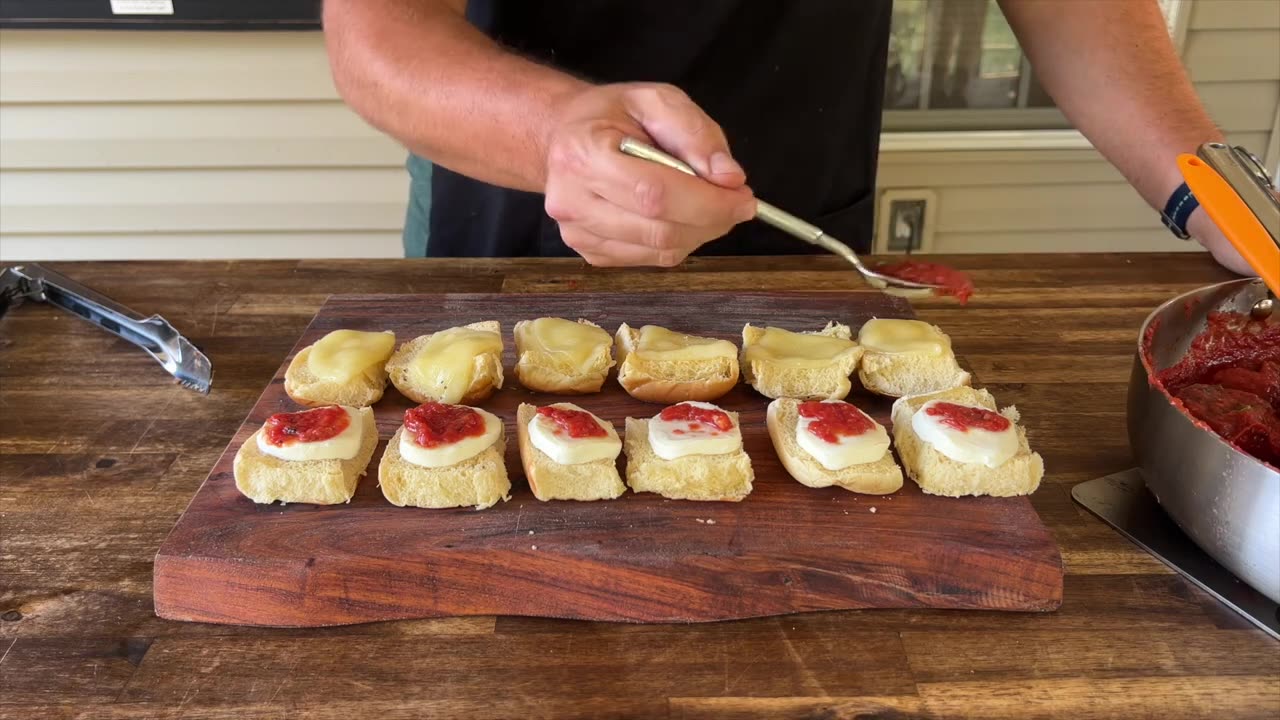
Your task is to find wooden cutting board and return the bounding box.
[153,292,1063,627]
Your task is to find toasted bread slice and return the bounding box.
[378,427,511,510]
[516,403,625,501]
[513,318,614,394]
[857,320,970,398]
[766,398,903,494]
[740,322,863,400]
[623,415,754,501]
[614,323,739,403]
[284,341,393,408]
[386,321,504,404]
[233,406,377,505]
[890,386,1044,497]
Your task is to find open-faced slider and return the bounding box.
[514,317,614,394]
[284,329,396,407]
[234,404,377,505]
[767,397,903,494]
[890,386,1044,497]
[614,323,739,403]
[386,321,504,404]
[516,402,625,501]
[857,318,970,397]
[740,322,863,399]
[624,401,754,501]
[379,401,510,510]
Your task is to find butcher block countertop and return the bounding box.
[1,254,1276,720]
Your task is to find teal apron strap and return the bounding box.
[403,154,433,258]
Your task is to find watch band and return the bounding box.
[1160,182,1200,240]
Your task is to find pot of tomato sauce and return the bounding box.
[1128,277,1279,603]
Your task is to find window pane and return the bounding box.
[929,0,1018,109]
[885,0,929,110]
[883,0,1181,130]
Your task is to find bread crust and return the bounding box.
[890,386,1044,498]
[740,322,863,400]
[614,323,740,403]
[513,318,613,394]
[233,406,377,505]
[386,321,504,404]
[622,415,754,502]
[378,427,511,510]
[516,403,626,501]
[766,398,903,494]
[284,344,392,408]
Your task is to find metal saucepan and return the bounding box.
[1128,277,1279,603]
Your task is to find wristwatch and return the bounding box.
[1160,181,1200,240]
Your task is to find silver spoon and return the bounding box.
[618,137,943,291]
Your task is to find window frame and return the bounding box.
[882,0,1194,150]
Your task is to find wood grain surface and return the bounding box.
[2,255,1276,719]
[153,291,1062,626]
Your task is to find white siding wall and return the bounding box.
[1,0,1278,261]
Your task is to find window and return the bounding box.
[884,0,1186,132]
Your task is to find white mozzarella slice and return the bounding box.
[649,401,742,460]
[257,406,363,461]
[528,403,621,465]
[399,407,502,468]
[911,399,1018,468]
[794,400,890,470]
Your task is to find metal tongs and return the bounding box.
[1179,142,1279,318]
[618,137,942,292]
[0,264,212,393]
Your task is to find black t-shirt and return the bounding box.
[425,0,893,257]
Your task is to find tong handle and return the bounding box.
[5,264,212,393]
[13,265,166,348]
[618,137,826,245]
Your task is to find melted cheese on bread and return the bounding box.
[634,325,736,362]
[307,330,396,382]
[742,326,858,369]
[517,318,610,369]
[858,319,948,356]
[407,327,503,404]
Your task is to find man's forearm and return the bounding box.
[323,0,588,192]
[998,0,1224,211]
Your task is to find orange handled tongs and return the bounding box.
[1178,143,1280,296]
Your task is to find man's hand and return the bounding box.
[543,83,757,267]
[1188,208,1261,277]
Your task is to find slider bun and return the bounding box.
[386,321,504,405]
[766,398,903,495]
[857,322,970,398]
[515,403,625,501]
[890,386,1043,498]
[622,416,754,502]
[284,345,390,408]
[741,322,863,400]
[378,427,510,510]
[614,323,739,404]
[233,406,377,505]
[513,318,614,394]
